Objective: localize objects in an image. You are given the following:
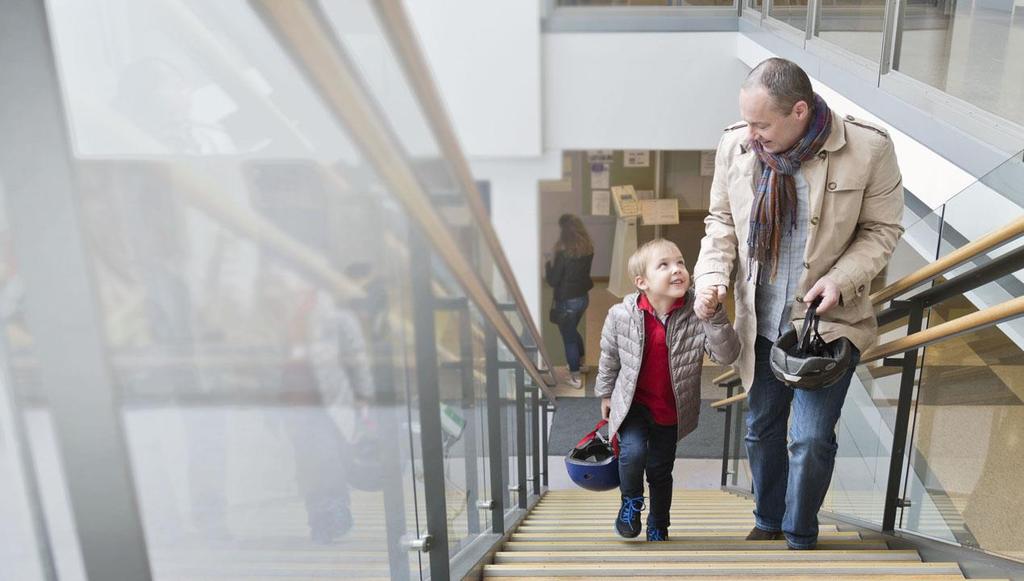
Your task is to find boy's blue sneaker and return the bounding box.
[615,495,645,538]
[647,526,668,541]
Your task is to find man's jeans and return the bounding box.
[554,295,589,372]
[745,335,860,549]
[618,404,678,529]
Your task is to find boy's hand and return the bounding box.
[601,397,611,420]
[695,286,724,320]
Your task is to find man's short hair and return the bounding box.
[742,57,814,115]
[628,239,684,288]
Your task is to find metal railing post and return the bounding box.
[720,381,735,487]
[484,324,505,533]
[732,398,746,489]
[408,229,450,579]
[882,300,925,532]
[436,297,481,535]
[350,285,412,580]
[541,400,552,488]
[0,3,152,578]
[530,385,541,496]
[515,365,528,509]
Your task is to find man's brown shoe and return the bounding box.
[745,526,784,541]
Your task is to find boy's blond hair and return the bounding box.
[628,239,685,290]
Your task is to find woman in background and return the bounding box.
[545,214,594,389]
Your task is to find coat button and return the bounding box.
[795,295,804,303]
[803,261,810,269]
[845,115,855,121]
[810,216,820,225]
[817,151,827,160]
[827,182,838,191]
[858,285,866,293]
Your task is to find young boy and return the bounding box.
[595,238,740,541]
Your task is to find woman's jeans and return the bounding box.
[554,295,589,372]
[618,404,678,529]
[745,335,860,549]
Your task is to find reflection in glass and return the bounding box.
[0,360,49,580]
[902,288,1024,560]
[823,367,900,526]
[71,157,426,578]
[895,0,1024,125]
[13,0,553,577]
[556,0,736,6]
[769,0,809,30]
[816,0,887,62]
[0,185,87,581]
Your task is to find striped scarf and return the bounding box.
[747,93,832,285]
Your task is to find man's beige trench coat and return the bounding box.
[693,110,905,390]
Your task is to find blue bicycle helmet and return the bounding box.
[565,420,620,491]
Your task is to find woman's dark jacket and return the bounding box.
[545,251,594,302]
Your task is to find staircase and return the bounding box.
[482,489,997,579]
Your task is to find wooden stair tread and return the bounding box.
[501,540,891,551]
[515,525,840,533]
[510,531,863,541]
[482,561,964,575]
[484,576,972,581]
[493,550,922,563]
[492,489,985,579]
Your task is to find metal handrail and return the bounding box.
[371,0,557,385]
[252,1,557,400]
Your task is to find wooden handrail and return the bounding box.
[871,215,1024,304]
[710,391,746,409]
[370,0,558,385]
[710,295,1024,408]
[254,1,557,400]
[861,294,1024,363]
[713,369,739,385]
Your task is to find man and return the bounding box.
[693,58,904,550]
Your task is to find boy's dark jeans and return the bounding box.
[617,404,678,529]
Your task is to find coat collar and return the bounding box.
[623,290,694,322]
[821,110,847,153]
[637,292,687,319]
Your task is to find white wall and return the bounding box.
[404,0,542,158]
[471,152,563,328]
[543,33,750,151]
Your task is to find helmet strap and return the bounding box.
[798,296,824,354]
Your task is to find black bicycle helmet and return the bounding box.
[770,296,854,390]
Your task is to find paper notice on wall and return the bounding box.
[592,190,611,215]
[624,150,650,168]
[700,150,717,176]
[588,150,614,164]
[636,189,655,200]
[641,199,680,226]
[611,185,641,218]
[591,162,610,189]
